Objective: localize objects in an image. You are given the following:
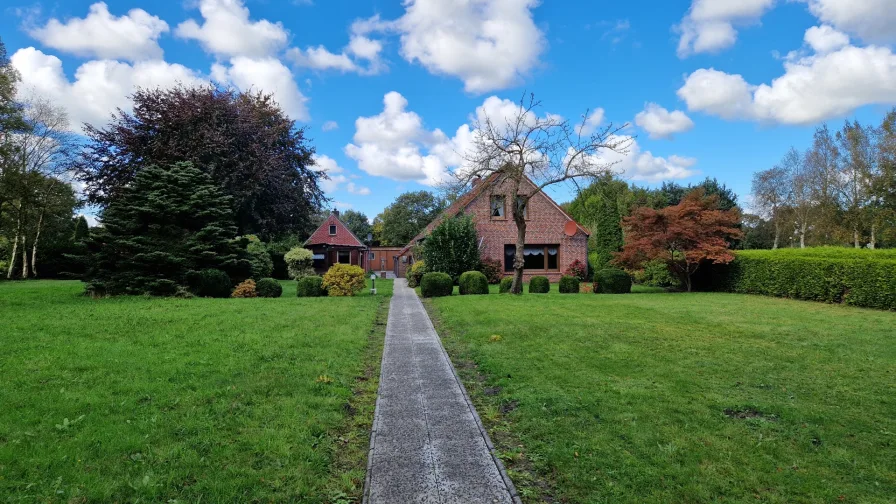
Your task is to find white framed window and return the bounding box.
[490,195,505,218]
[329,225,337,235]
[369,252,376,260]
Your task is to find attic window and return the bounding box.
[490,196,505,218]
[329,225,337,235]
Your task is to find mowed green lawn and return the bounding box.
[0,279,391,503]
[427,288,896,503]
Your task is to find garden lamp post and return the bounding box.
[370,273,377,295]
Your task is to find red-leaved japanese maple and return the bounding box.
[617,189,742,292]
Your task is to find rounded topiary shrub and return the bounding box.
[296,275,324,297]
[529,276,550,294]
[458,271,489,295]
[499,276,514,294]
[559,275,580,294]
[594,268,632,294]
[231,279,257,298]
[322,264,367,297]
[256,277,283,298]
[192,268,232,298]
[421,272,453,298]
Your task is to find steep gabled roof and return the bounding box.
[398,174,589,255]
[305,212,366,247]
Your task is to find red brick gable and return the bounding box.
[305,213,366,247]
[399,175,589,256]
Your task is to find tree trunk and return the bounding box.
[20,240,29,279]
[31,209,45,278]
[6,232,19,279]
[511,216,527,295]
[799,222,807,249]
[772,216,780,250]
[854,226,860,249]
[870,223,876,250]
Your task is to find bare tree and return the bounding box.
[453,93,631,294]
[752,157,793,249]
[4,97,77,279]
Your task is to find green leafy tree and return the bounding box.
[567,174,631,271]
[421,213,480,282]
[84,162,250,296]
[0,37,27,166]
[340,209,371,242]
[378,191,446,246]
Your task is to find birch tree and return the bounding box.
[454,93,631,294]
[836,120,878,248]
[751,155,793,249]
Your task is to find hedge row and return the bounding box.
[713,251,896,310]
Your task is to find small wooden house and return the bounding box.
[304,210,368,274]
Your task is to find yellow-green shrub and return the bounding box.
[322,264,366,296]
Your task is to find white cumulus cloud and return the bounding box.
[804,0,896,45]
[211,57,309,121]
[28,2,169,61]
[676,0,776,57]
[634,103,695,139]
[176,0,288,59]
[12,47,204,129]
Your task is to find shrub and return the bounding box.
[459,271,489,295]
[322,264,366,297]
[284,247,315,280]
[559,275,580,294]
[407,260,427,288]
[421,272,453,298]
[296,275,325,297]
[256,277,282,298]
[499,276,514,294]
[564,259,588,282]
[478,257,504,284]
[594,268,631,294]
[529,276,550,294]
[631,258,681,289]
[245,236,274,279]
[231,279,257,298]
[191,269,232,298]
[421,213,480,282]
[712,250,896,310]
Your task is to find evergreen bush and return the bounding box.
[284,247,315,280]
[231,279,257,298]
[322,264,366,296]
[594,268,632,294]
[296,275,325,297]
[559,275,580,294]
[245,236,274,279]
[421,272,453,297]
[459,271,489,295]
[499,276,514,294]
[192,269,233,298]
[407,260,427,288]
[256,278,282,298]
[529,276,550,293]
[421,214,480,282]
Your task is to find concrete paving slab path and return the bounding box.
[363,279,519,504]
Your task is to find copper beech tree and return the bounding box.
[454,93,631,294]
[617,189,742,292]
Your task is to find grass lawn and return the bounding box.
[426,288,896,503]
[0,278,392,503]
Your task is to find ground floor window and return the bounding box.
[504,245,559,272]
[338,250,351,264]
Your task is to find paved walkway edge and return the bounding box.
[362,283,521,504]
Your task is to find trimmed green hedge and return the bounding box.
[421,272,453,298]
[559,275,580,294]
[459,271,489,295]
[296,275,324,297]
[713,250,896,310]
[256,278,282,298]
[191,269,232,298]
[594,268,632,294]
[499,276,514,294]
[529,276,550,294]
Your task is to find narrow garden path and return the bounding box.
[363,279,519,504]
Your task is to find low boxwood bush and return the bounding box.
[459,271,489,295]
[594,268,632,294]
[421,272,453,298]
[231,279,257,298]
[256,277,282,298]
[296,275,324,297]
[529,276,550,294]
[559,275,580,294]
[191,268,232,298]
[713,250,896,310]
[407,260,427,288]
[499,276,514,294]
[323,264,366,297]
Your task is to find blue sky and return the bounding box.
[3,0,895,220]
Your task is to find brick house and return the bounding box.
[305,210,368,274]
[397,175,589,281]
